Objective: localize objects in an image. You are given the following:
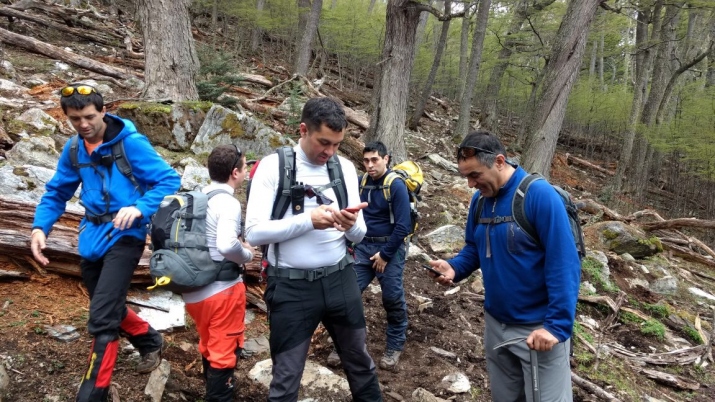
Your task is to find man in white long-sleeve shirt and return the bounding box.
[183,144,254,402]
[246,97,382,402]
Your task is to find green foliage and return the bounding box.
[195,46,242,108]
[640,319,666,341]
[573,321,593,343]
[581,256,618,293]
[619,311,643,325]
[642,302,670,319]
[682,326,703,344]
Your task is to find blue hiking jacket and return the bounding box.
[447,166,581,342]
[33,114,180,261]
[359,170,411,261]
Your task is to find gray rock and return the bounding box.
[621,253,636,262]
[0,165,83,212]
[43,324,80,342]
[191,104,294,157]
[0,60,16,79]
[580,281,597,294]
[0,362,9,393]
[411,388,449,402]
[243,336,270,356]
[16,108,59,133]
[650,276,678,295]
[688,287,715,301]
[441,372,470,393]
[5,136,60,169]
[0,79,29,95]
[180,165,210,191]
[249,359,350,399]
[144,359,171,402]
[584,221,661,259]
[423,225,465,253]
[406,243,430,262]
[586,250,609,275]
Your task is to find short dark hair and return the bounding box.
[301,97,347,133]
[60,84,104,114]
[458,130,506,168]
[363,141,389,158]
[208,144,244,182]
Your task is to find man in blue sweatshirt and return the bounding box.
[30,84,180,402]
[428,131,580,401]
[349,141,411,371]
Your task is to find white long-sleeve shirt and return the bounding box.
[182,182,254,303]
[245,144,365,269]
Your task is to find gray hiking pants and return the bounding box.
[484,312,573,402]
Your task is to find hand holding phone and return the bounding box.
[422,264,444,277]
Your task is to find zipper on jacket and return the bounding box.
[486,198,497,258]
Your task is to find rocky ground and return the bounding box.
[1,3,715,401]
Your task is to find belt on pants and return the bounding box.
[85,212,118,224]
[363,236,391,243]
[266,254,352,282]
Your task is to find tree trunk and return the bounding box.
[413,0,433,54]
[294,0,322,76]
[368,0,377,14]
[409,0,451,130]
[640,2,682,127]
[589,39,597,78]
[136,0,199,100]
[613,2,663,192]
[521,0,602,177]
[707,52,715,87]
[330,0,337,9]
[366,0,423,162]
[456,2,474,101]
[599,31,605,90]
[453,0,491,141]
[251,0,266,52]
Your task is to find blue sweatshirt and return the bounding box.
[359,170,411,261]
[33,114,180,261]
[447,167,581,342]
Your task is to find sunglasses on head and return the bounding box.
[456,145,498,160]
[231,145,243,171]
[304,184,334,206]
[60,85,97,97]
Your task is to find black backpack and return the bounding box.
[475,173,586,259]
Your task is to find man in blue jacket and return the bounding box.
[428,131,580,401]
[352,141,411,371]
[30,84,181,402]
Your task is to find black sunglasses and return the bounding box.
[457,146,498,160]
[232,145,243,171]
[304,184,334,206]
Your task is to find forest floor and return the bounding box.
[1,3,715,402]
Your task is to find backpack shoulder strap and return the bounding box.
[327,155,347,210]
[206,189,232,200]
[382,172,401,224]
[112,138,144,195]
[271,146,296,220]
[69,135,81,169]
[512,173,543,244]
[359,173,368,192]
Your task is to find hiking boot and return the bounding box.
[136,347,162,373]
[326,349,341,368]
[379,349,401,371]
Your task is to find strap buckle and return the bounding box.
[306,267,327,282]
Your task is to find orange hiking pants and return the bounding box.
[185,282,246,369]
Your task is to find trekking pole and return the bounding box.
[493,336,541,402]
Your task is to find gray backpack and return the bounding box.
[148,189,242,293]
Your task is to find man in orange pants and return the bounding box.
[182,144,255,401]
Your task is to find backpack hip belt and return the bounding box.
[265,254,352,282]
[363,236,391,243]
[214,260,244,281]
[85,212,118,224]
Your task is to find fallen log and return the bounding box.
[571,372,622,402]
[576,198,628,221]
[240,73,273,88]
[640,368,700,391]
[0,268,29,280]
[0,6,120,47]
[641,218,715,231]
[0,27,135,80]
[566,153,615,176]
[661,241,715,269]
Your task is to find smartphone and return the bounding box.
[422,264,444,277]
[343,205,365,213]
